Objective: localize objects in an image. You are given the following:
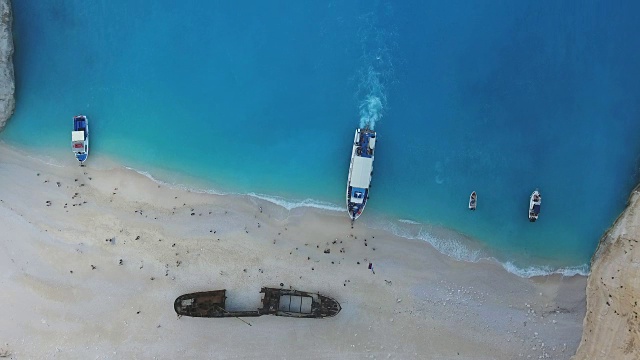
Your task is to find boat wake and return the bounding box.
[355,6,396,130]
[358,72,385,130]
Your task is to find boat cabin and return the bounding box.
[71,131,85,151]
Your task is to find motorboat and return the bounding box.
[529,190,541,222]
[71,115,89,164]
[469,191,477,210]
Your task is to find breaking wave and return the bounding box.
[124,164,589,278]
[246,193,344,212]
[375,219,589,278]
[500,262,590,278]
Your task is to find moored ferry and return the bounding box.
[346,128,376,222]
[71,115,89,164]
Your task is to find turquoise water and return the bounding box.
[4,1,640,275]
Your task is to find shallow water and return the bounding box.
[4,0,640,275]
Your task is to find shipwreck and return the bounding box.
[174,287,341,319]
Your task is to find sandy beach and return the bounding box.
[0,143,586,359]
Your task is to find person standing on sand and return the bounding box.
[368,262,375,274]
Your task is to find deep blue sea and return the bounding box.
[4,1,640,276]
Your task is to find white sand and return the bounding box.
[0,143,586,359]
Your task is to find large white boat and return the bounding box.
[71,115,89,164]
[346,128,376,222]
[529,189,541,222]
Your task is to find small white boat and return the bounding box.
[346,127,376,222]
[71,115,89,164]
[529,190,541,222]
[469,191,477,210]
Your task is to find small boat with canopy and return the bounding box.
[71,115,89,164]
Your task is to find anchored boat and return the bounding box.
[529,190,541,222]
[469,191,477,210]
[346,128,376,222]
[174,287,341,319]
[71,115,89,164]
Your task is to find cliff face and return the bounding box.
[573,185,640,359]
[0,0,14,132]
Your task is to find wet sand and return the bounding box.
[0,143,586,359]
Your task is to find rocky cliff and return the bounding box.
[573,185,640,359]
[0,0,14,132]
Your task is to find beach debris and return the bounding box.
[385,280,392,285]
[0,345,12,358]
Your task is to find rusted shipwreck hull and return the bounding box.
[174,287,341,318]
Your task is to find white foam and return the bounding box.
[376,219,589,278]
[124,165,344,212]
[501,262,590,278]
[247,193,344,212]
[124,166,226,196]
[122,165,589,278]
[398,219,420,224]
[375,221,483,263]
[359,92,384,130]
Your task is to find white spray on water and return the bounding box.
[355,7,396,130]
